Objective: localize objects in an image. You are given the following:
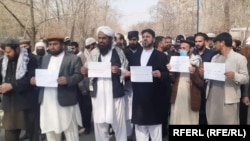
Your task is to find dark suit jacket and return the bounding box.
[38,51,83,106]
[131,48,171,125]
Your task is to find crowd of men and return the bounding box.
[0,26,250,141]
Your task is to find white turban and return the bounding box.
[97,26,115,38]
[35,41,46,49]
[33,41,47,55]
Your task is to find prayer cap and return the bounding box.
[85,37,96,46]
[207,33,216,38]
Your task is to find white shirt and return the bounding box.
[140,47,154,66]
[92,48,114,123]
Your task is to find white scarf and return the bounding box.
[1,48,29,82]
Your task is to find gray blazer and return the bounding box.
[38,51,83,106]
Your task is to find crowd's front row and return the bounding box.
[0,26,250,141]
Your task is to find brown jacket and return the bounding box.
[170,63,204,111]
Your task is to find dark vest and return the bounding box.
[90,49,124,98]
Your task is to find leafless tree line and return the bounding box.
[1,0,250,47]
[0,0,122,47]
[131,0,250,40]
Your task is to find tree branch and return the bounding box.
[0,1,31,38]
[10,0,30,6]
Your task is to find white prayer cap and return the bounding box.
[97,26,115,38]
[35,41,46,49]
[246,36,250,45]
[85,37,96,46]
[207,32,216,38]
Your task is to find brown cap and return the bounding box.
[19,39,31,45]
[46,36,64,43]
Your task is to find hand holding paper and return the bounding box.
[35,69,58,87]
[130,66,153,82]
[169,56,190,72]
[204,62,225,81]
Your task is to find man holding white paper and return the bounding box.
[30,36,83,141]
[124,29,171,141]
[84,26,128,141]
[205,32,249,125]
[167,39,204,125]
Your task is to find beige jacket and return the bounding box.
[206,50,249,104]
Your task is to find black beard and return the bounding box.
[128,43,140,50]
[98,43,112,56]
[197,45,205,51]
[48,49,63,56]
[163,47,168,52]
[8,53,19,61]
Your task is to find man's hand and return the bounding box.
[152,70,161,78]
[81,67,88,75]
[198,64,204,77]
[30,77,36,85]
[57,77,68,85]
[225,71,235,80]
[242,96,250,106]
[166,64,172,71]
[189,66,196,74]
[0,83,13,94]
[111,66,121,74]
[123,70,131,77]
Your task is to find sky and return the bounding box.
[110,0,159,31]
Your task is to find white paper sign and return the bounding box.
[130,66,153,82]
[35,69,58,87]
[169,56,190,72]
[204,62,225,81]
[88,62,111,78]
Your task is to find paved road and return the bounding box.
[0,127,169,141]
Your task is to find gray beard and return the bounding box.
[143,42,153,49]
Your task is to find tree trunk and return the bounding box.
[29,0,36,48]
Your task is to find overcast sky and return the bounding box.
[110,0,159,31]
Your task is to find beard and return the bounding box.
[98,42,112,56]
[196,45,205,51]
[48,48,63,56]
[142,41,153,49]
[8,53,19,61]
[128,43,140,50]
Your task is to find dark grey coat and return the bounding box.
[38,51,83,106]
